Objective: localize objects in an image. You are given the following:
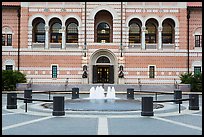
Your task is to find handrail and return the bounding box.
[12,96,53,112]
[14,97,53,102]
[153,98,191,103]
[153,98,192,113]
[133,90,173,94]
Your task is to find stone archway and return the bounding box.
[89,49,117,84]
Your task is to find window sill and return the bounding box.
[93,43,116,46]
[2,46,13,50]
[194,47,202,51]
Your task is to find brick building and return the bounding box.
[2,2,202,88]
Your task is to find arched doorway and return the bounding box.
[90,49,117,84]
[93,56,113,83]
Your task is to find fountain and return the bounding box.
[106,86,116,99]
[88,86,118,99]
[42,86,163,112]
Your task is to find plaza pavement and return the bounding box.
[2,92,202,135]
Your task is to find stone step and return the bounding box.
[30,84,175,92]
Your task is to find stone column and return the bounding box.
[174,27,179,50]
[158,27,162,50]
[141,27,146,50]
[125,26,129,47]
[61,26,66,49]
[45,26,49,49]
[28,26,33,49]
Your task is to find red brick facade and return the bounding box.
[2,2,202,85]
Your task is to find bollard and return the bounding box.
[189,94,199,110]
[72,88,79,99]
[174,89,182,104]
[24,89,32,103]
[141,97,154,116]
[52,96,65,116]
[127,88,134,99]
[7,93,17,109]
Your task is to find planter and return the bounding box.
[16,83,28,91]
[178,84,191,92]
[82,78,88,84]
[118,78,125,84]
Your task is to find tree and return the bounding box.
[2,70,27,91]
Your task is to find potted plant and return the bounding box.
[2,70,27,91]
[179,72,202,92]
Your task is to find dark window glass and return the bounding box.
[35,35,45,43]
[6,65,13,70]
[97,22,110,43]
[96,56,110,63]
[146,23,156,43]
[66,23,78,43]
[2,34,5,46]
[7,34,12,46]
[51,34,62,43]
[51,23,62,43]
[195,35,202,47]
[52,23,61,33]
[129,23,141,43]
[52,65,57,78]
[34,22,45,43]
[149,66,155,78]
[162,23,173,43]
[194,66,201,75]
[36,22,45,33]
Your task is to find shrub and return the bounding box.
[2,70,27,91]
[179,72,202,92]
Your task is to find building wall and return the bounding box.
[2,6,19,71]
[2,7,19,49]
[2,2,202,85]
[188,7,202,74]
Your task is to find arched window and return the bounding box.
[50,22,62,43]
[145,23,156,43]
[66,23,78,43]
[129,23,141,43]
[2,26,13,46]
[162,23,173,43]
[4,60,15,70]
[194,27,202,47]
[34,22,45,43]
[96,56,110,63]
[97,22,110,43]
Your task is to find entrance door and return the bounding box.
[93,65,114,84]
[97,66,109,83]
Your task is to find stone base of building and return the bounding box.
[82,78,88,84]
[118,78,125,84]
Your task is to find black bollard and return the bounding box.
[174,89,182,104]
[72,88,79,99]
[24,89,32,103]
[127,88,134,99]
[7,93,17,109]
[52,96,65,116]
[141,97,154,116]
[189,94,199,110]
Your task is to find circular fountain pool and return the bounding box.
[43,98,163,111]
[42,86,163,112]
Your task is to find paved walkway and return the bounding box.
[2,93,202,135]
